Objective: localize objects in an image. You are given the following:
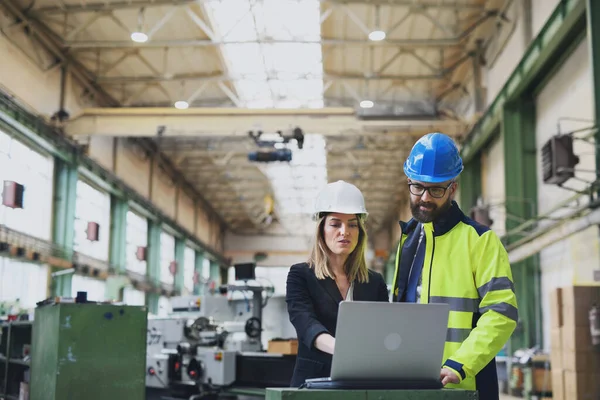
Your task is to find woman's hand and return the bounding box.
[314,333,336,354]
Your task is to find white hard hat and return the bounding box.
[313,180,368,220]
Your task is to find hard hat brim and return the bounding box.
[312,211,369,222]
[404,162,463,184]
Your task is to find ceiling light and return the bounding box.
[130,32,148,43]
[360,100,374,109]
[368,30,386,41]
[174,100,189,109]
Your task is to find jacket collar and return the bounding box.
[316,273,367,303]
[399,201,464,237]
[318,277,343,304]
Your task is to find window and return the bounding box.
[160,232,175,285]
[183,246,195,294]
[123,286,145,306]
[0,130,54,240]
[0,257,48,312]
[72,274,106,302]
[126,211,147,275]
[73,181,110,261]
[203,258,211,280]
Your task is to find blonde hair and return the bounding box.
[308,213,369,283]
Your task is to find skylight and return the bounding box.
[258,134,327,235]
[206,0,328,235]
[206,0,324,108]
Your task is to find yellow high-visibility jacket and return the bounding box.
[392,201,517,399]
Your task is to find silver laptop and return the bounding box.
[308,301,450,382]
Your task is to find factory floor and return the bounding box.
[499,395,522,400]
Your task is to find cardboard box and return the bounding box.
[550,327,562,350]
[268,339,298,355]
[550,287,563,328]
[561,286,600,327]
[562,349,600,372]
[550,327,563,369]
[551,369,565,400]
[564,370,600,399]
[550,348,562,370]
[562,324,594,352]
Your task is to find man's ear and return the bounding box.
[450,181,459,198]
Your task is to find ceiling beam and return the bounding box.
[34,0,486,14]
[65,107,465,138]
[65,37,462,49]
[94,71,447,84]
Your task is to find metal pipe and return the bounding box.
[472,39,484,113]
[34,0,486,14]
[484,0,518,69]
[522,0,533,46]
[507,202,600,264]
[501,191,585,241]
[51,268,76,277]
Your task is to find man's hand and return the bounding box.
[440,367,460,386]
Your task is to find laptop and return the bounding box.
[304,301,450,389]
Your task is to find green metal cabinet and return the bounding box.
[30,303,147,400]
[265,388,478,400]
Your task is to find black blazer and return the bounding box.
[285,262,389,387]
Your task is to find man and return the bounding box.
[392,132,517,400]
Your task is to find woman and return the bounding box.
[285,180,389,387]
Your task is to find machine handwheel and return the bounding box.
[245,317,261,338]
[192,316,210,332]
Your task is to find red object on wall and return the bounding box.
[169,261,178,275]
[86,222,100,241]
[2,181,24,209]
[136,246,147,261]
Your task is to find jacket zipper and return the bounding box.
[427,234,435,303]
[392,235,406,301]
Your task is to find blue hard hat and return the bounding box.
[403,133,463,183]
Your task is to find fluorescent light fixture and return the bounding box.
[130,32,148,43]
[368,30,386,41]
[174,100,189,109]
[360,100,374,108]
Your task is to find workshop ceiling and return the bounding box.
[1,0,509,237]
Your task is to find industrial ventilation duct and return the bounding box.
[541,135,580,185]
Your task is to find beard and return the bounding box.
[410,197,452,223]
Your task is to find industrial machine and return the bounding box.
[145,264,294,399]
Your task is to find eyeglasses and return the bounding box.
[408,182,453,198]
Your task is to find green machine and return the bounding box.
[30,303,147,400]
[265,388,478,400]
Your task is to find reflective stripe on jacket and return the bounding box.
[392,201,518,395]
